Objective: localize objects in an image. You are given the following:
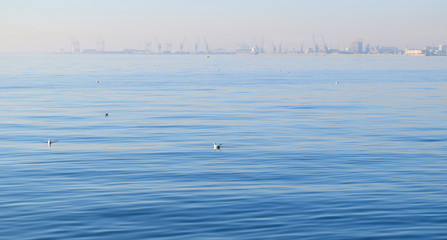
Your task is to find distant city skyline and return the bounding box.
[59,37,447,57]
[1,0,446,53]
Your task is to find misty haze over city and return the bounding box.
[1,0,446,53]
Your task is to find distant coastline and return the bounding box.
[47,39,446,56]
[48,52,441,56]
[0,51,440,56]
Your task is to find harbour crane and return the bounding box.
[321,35,328,53]
[312,35,320,53]
[179,38,185,52]
[194,39,200,54]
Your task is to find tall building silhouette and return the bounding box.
[351,40,363,54]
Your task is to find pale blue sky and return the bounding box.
[1,0,446,52]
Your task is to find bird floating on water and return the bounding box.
[48,138,56,148]
[214,143,222,151]
[105,112,109,118]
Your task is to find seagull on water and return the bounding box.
[48,138,56,148]
[214,143,222,151]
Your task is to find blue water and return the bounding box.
[1,54,446,239]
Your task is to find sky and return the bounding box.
[1,0,446,52]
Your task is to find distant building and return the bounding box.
[405,49,424,56]
[96,40,105,52]
[82,49,98,54]
[120,49,144,54]
[364,44,370,54]
[439,44,447,54]
[424,46,438,56]
[71,40,80,54]
[376,46,400,55]
[351,40,363,54]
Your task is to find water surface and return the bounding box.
[1,54,447,239]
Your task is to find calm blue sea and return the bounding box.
[1,54,446,239]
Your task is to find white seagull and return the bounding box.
[47,138,58,148]
[213,143,222,151]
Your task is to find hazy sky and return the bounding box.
[1,0,446,52]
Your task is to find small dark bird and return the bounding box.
[105,113,109,118]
